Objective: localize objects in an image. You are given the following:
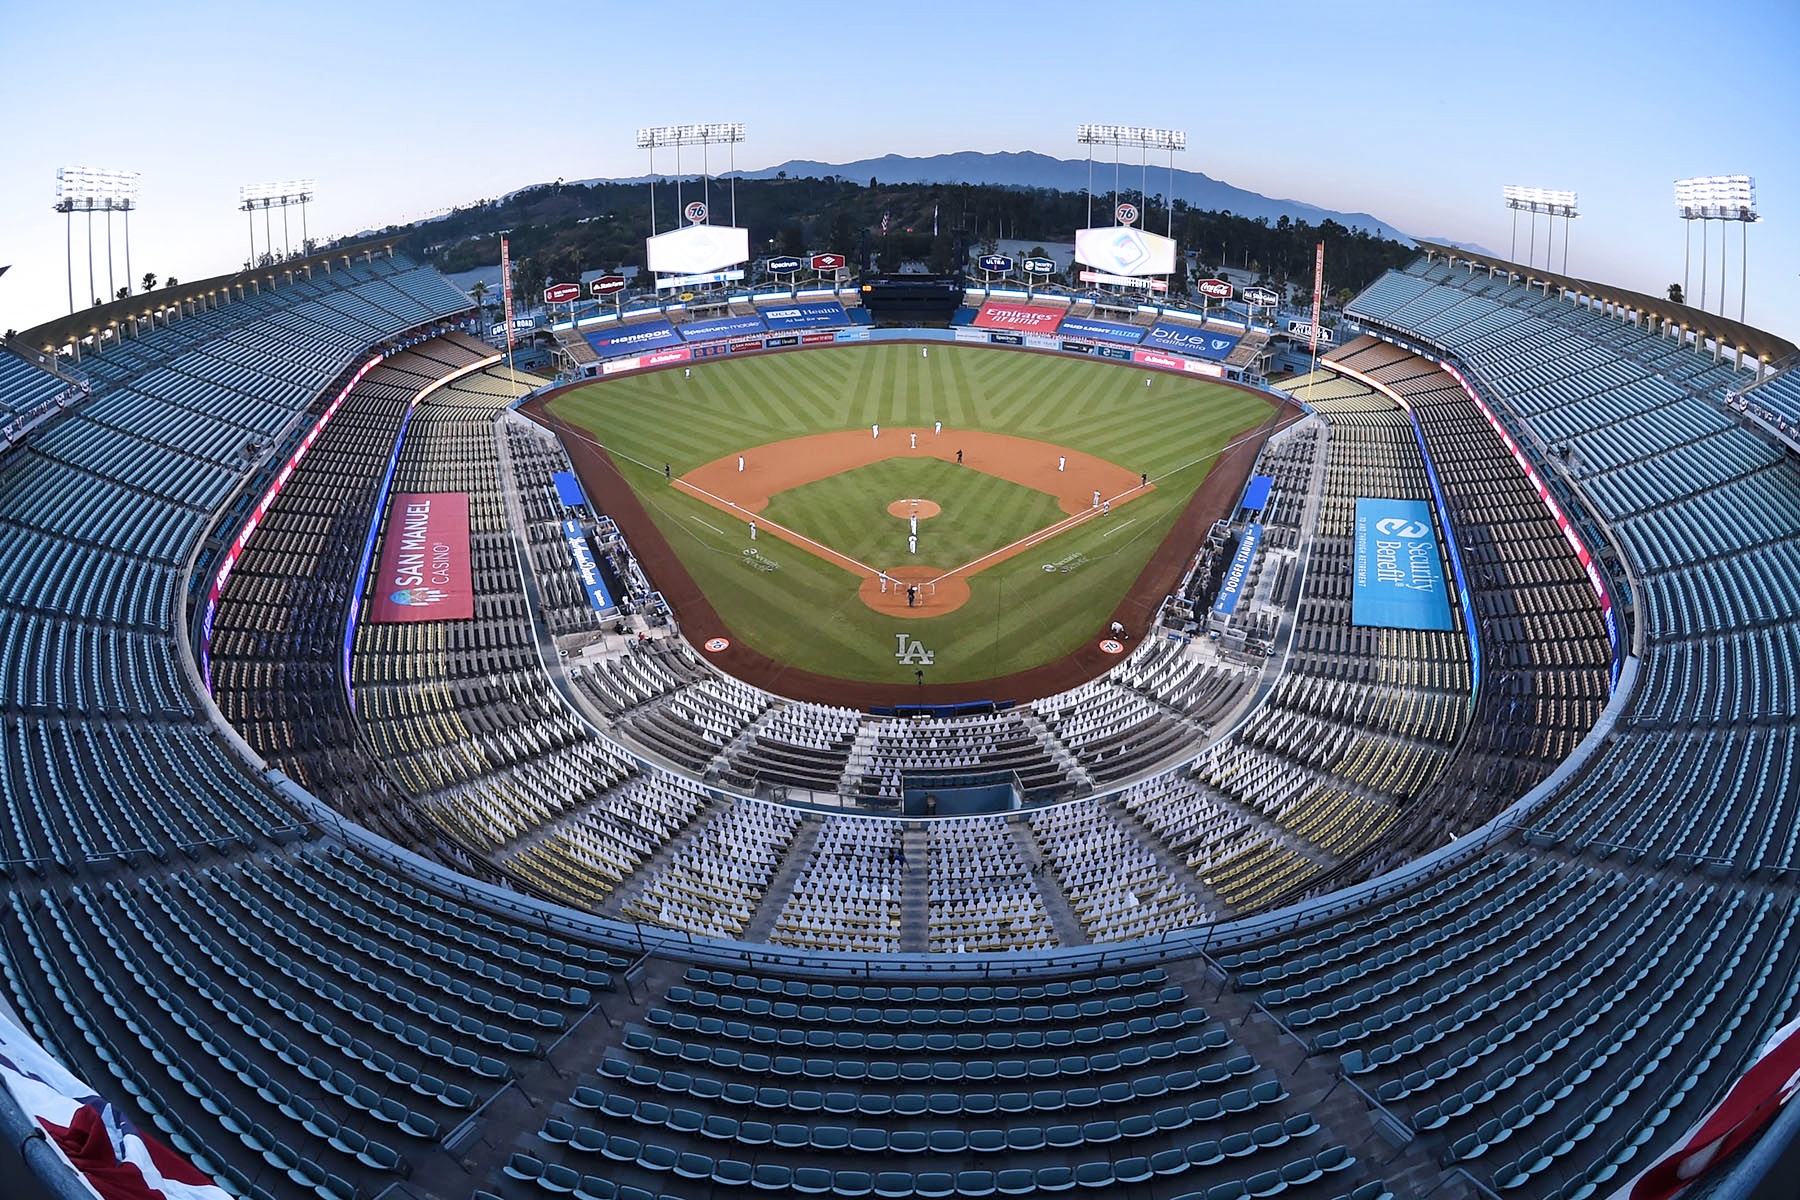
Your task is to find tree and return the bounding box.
[1667,283,1685,305]
[142,272,157,293]
[470,279,489,312]
[116,286,130,301]
[776,223,806,258]
[163,277,178,288]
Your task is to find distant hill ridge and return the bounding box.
[582,150,1412,244]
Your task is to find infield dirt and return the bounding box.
[674,428,1150,617]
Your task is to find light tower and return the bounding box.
[54,167,139,313]
[635,123,747,236]
[238,180,318,267]
[1501,186,1579,274]
[1076,125,1186,241]
[1675,176,1758,320]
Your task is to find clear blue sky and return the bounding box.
[2,0,1796,345]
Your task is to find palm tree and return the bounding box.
[470,279,489,312]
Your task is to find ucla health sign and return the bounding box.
[1144,322,1241,360]
[680,314,767,343]
[760,302,849,330]
[584,318,683,357]
[1057,316,1145,345]
[1352,498,1453,631]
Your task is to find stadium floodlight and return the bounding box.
[1674,175,1758,320]
[1502,185,1579,274]
[54,166,141,316]
[238,179,318,268]
[1076,124,1187,241]
[635,122,748,233]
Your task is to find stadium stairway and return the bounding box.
[739,819,827,943]
[595,797,731,923]
[898,827,931,952]
[1008,821,1088,946]
[1016,710,1097,793]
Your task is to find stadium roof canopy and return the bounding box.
[1416,239,1796,366]
[22,235,415,358]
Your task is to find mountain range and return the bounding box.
[582,151,1413,244]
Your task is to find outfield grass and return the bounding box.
[547,344,1271,685]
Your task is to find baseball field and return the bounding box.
[540,343,1273,688]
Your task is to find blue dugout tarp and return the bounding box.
[552,470,587,509]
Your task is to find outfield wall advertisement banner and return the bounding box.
[1144,322,1241,360]
[1352,498,1454,631]
[972,302,1065,332]
[680,314,766,343]
[761,302,849,330]
[600,347,691,375]
[1212,522,1262,618]
[561,519,615,615]
[369,493,474,623]
[1134,349,1225,378]
[833,327,870,342]
[585,319,683,357]
[1057,316,1145,345]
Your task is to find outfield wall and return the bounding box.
[570,324,1255,385]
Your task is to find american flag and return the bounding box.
[881,211,890,236]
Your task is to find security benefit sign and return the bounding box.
[369,492,475,622]
[1352,498,1453,631]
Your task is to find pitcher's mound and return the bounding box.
[859,565,971,617]
[886,498,942,520]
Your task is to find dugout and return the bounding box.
[900,769,1024,817]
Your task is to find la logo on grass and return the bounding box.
[894,634,936,665]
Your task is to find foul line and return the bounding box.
[686,514,727,536]
[671,477,883,578]
[547,411,1273,592]
[1102,519,1137,539]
